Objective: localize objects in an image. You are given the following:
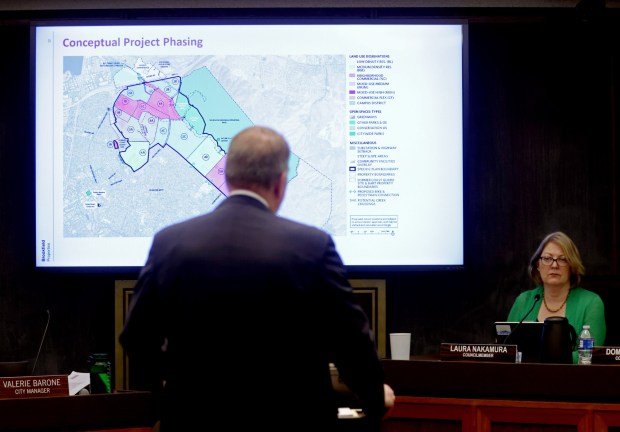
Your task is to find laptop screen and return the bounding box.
[495,321,544,363]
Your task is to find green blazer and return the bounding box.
[508,286,606,364]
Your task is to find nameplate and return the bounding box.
[592,347,620,364]
[0,375,69,399]
[440,343,518,362]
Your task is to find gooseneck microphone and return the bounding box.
[503,294,541,345]
[31,309,51,375]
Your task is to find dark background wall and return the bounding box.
[0,1,618,380]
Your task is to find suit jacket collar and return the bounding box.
[228,189,269,208]
[223,193,271,212]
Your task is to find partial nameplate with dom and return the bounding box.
[440,343,518,362]
[592,347,620,364]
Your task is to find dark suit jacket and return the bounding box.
[120,194,386,432]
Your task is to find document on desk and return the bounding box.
[68,371,90,395]
[338,407,362,418]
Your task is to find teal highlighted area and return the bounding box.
[182,67,253,152]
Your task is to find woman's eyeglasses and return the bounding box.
[539,256,569,267]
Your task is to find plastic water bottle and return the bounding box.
[578,325,594,365]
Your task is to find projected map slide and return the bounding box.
[35,24,464,267]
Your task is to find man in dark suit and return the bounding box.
[120,125,394,432]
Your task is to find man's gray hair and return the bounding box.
[225,126,290,189]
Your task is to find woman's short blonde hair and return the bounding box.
[528,231,586,287]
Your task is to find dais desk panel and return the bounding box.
[383,358,620,401]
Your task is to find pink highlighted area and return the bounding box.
[114,83,181,122]
[206,155,229,196]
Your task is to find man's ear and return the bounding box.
[272,171,288,211]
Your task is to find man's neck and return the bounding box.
[229,189,269,208]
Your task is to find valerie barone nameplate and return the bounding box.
[440,343,517,362]
[0,375,69,399]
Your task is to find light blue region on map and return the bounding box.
[175,92,205,135]
[287,154,300,183]
[181,67,253,150]
[126,85,150,101]
[154,119,171,146]
[181,66,300,182]
[114,68,141,88]
[63,56,84,75]
[150,77,180,96]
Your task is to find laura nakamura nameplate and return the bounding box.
[440,343,518,362]
[0,375,69,399]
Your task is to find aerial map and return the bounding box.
[62,55,346,238]
[37,24,464,267]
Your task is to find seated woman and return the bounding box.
[508,231,606,364]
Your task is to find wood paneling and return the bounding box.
[385,396,620,432]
